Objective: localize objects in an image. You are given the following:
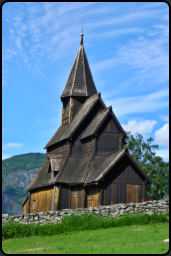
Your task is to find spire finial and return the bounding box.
[80,28,83,45]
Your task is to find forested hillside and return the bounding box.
[2,153,46,215]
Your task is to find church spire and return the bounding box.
[61,33,97,99]
[80,28,83,45]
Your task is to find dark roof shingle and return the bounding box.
[81,107,111,139]
[27,163,53,190]
[44,93,100,148]
[61,44,97,98]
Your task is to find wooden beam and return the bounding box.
[52,185,56,211]
[57,185,62,210]
[83,188,86,208]
[28,192,31,214]
[69,188,71,209]
[100,186,103,206]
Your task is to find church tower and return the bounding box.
[61,33,97,126]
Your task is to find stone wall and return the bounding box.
[2,199,169,225]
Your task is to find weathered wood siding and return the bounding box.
[96,115,124,155]
[47,141,69,155]
[86,186,100,208]
[62,98,70,127]
[102,155,145,205]
[23,197,29,214]
[53,186,59,211]
[70,97,86,122]
[70,187,84,209]
[29,186,59,213]
[60,186,70,210]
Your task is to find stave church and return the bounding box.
[22,33,152,213]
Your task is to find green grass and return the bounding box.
[2,223,169,254]
[2,212,169,241]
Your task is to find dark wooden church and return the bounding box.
[22,33,152,214]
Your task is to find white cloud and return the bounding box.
[106,89,168,117]
[155,149,169,161]
[2,142,24,150]
[122,120,157,135]
[154,123,169,148]
[160,115,169,122]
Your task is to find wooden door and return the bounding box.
[126,184,140,203]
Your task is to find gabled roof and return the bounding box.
[27,163,54,190]
[21,194,29,207]
[110,111,127,138]
[44,93,101,149]
[85,148,126,184]
[80,105,127,140]
[84,148,153,184]
[80,107,111,140]
[61,33,97,98]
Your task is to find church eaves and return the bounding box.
[61,33,97,98]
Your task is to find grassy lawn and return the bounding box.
[2,223,169,254]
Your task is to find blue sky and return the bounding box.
[2,2,169,161]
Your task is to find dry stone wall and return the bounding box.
[2,199,169,225]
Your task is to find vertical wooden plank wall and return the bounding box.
[92,187,100,207]
[23,199,29,214]
[126,184,140,203]
[30,187,55,213]
[53,186,59,211]
[70,187,85,209]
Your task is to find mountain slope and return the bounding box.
[2,153,46,215]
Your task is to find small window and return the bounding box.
[73,188,78,197]
[33,200,35,209]
[87,188,93,199]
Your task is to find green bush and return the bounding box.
[2,212,169,241]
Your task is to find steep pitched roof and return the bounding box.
[80,107,111,140]
[61,33,97,98]
[84,148,153,184]
[21,194,29,207]
[80,106,127,140]
[85,148,126,184]
[44,93,101,149]
[27,163,54,190]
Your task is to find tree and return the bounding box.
[125,132,169,200]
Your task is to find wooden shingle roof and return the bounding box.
[44,93,101,149]
[61,33,97,98]
[84,148,153,184]
[80,107,111,140]
[21,194,29,207]
[27,163,54,190]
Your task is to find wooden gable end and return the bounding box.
[104,155,145,185]
[96,115,123,155]
[47,140,69,155]
[101,155,147,205]
[103,116,120,133]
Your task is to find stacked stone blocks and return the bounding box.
[2,199,169,225]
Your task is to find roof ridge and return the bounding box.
[70,47,80,96]
[27,163,49,190]
[96,106,111,116]
[106,147,127,157]
[85,92,101,102]
[44,125,68,149]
